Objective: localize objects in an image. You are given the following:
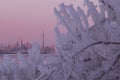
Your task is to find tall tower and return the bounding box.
[21,40,23,49]
[42,30,45,49]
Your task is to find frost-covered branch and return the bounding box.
[87,49,120,80]
[54,0,120,80]
[74,41,120,57]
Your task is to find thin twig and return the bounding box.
[46,69,55,80]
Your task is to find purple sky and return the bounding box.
[0,0,97,46]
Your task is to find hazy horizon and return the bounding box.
[0,0,97,46]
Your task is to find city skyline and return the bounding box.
[0,0,97,46]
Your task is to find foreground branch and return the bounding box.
[91,49,120,80]
[73,41,120,57]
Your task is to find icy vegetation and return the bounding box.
[54,0,120,80]
[0,0,120,80]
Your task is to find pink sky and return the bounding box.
[0,0,96,46]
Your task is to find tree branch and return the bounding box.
[73,41,120,57]
[93,49,120,80]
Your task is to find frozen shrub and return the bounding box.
[0,0,120,80]
[54,0,120,80]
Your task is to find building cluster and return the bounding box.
[0,41,55,54]
[0,40,32,54]
[41,45,55,54]
[0,30,55,54]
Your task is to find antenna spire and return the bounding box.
[42,30,45,49]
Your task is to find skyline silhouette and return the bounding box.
[0,0,92,45]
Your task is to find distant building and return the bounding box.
[41,45,55,54]
[0,40,32,54]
